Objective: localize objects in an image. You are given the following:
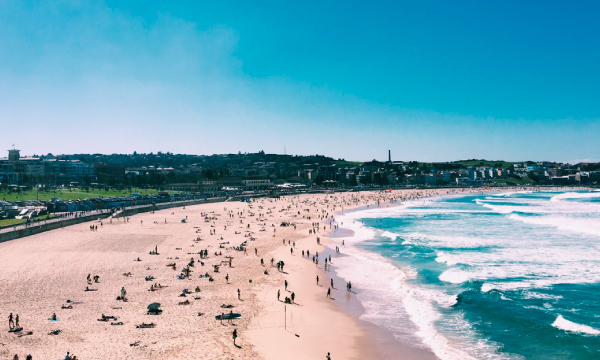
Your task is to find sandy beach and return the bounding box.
[0,188,529,359]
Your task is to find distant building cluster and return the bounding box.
[2,147,599,190]
[0,149,95,185]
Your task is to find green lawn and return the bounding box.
[0,214,58,228]
[0,218,27,227]
[336,160,362,166]
[452,160,516,167]
[0,188,172,202]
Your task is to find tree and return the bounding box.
[206,169,214,179]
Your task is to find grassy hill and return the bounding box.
[0,188,169,202]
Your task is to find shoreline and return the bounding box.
[0,187,591,359]
[320,197,439,360]
[316,186,597,360]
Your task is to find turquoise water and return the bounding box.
[333,190,600,360]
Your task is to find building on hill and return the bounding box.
[242,177,272,189]
[0,149,95,184]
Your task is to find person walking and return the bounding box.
[277,289,281,301]
[331,279,334,288]
[291,292,295,303]
[316,275,319,285]
[15,314,19,329]
[237,289,241,300]
[284,280,288,290]
[8,313,14,329]
[326,352,331,360]
[226,274,229,284]
[326,287,331,298]
[233,328,238,346]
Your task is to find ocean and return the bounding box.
[332,190,600,360]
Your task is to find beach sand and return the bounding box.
[0,188,519,359]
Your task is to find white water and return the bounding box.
[552,315,600,336]
[328,190,600,360]
[330,202,513,360]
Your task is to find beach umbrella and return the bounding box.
[147,303,161,310]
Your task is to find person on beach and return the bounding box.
[284,280,288,290]
[15,314,19,328]
[326,352,331,360]
[120,287,126,301]
[277,289,280,301]
[8,313,14,329]
[316,275,319,285]
[326,287,331,298]
[291,292,295,303]
[237,289,241,300]
[226,274,229,284]
[233,328,238,346]
[331,279,333,288]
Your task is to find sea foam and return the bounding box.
[552,315,600,335]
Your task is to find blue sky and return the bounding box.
[0,1,598,162]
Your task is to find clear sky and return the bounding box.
[0,1,598,162]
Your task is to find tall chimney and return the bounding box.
[388,150,391,163]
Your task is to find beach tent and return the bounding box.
[147,302,162,315]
